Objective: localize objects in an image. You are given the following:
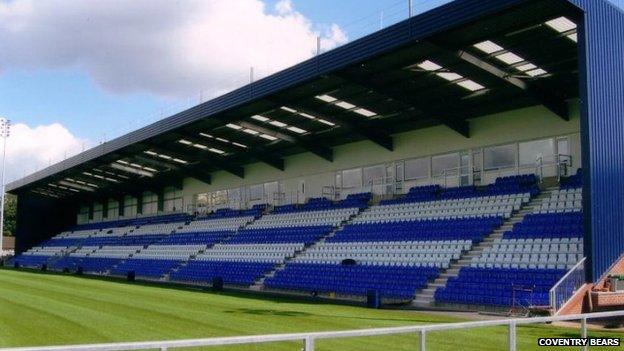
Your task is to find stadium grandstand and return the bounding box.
[3,0,624,320]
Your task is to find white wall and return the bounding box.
[77,101,582,220]
[181,102,581,209]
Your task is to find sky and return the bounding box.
[0,0,621,182]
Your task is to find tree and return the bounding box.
[3,193,16,236]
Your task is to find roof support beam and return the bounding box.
[40,186,75,198]
[334,74,471,138]
[270,99,394,151]
[436,115,470,138]
[32,188,63,198]
[188,169,212,185]
[176,131,285,171]
[132,155,180,171]
[238,121,333,162]
[146,144,245,179]
[452,49,569,121]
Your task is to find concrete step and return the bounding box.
[411,299,433,307]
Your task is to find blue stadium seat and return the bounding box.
[266,263,439,299]
[170,261,274,286]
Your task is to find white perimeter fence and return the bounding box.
[0,310,622,351]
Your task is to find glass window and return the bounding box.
[249,184,264,201]
[124,196,137,206]
[363,165,385,186]
[519,139,554,166]
[404,157,430,180]
[484,144,516,170]
[195,193,208,213]
[557,138,569,156]
[142,192,158,214]
[163,187,183,212]
[432,153,459,176]
[341,168,362,189]
[164,187,182,200]
[228,188,241,203]
[264,182,279,202]
[395,163,404,182]
[93,202,103,221]
[107,200,119,219]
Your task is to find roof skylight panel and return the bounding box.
[251,115,270,122]
[259,134,278,141]
[298,112,316,120]
[199,132,248,148]
[279,106,297,113]
[111,162,155,177]
[456,80,486,92]
[247,113,309,135]
[473,40,548,77]
[317,118,335,126]
[472,40,504,54]
[545,16,577,33]
[315,95,337,103]
[225,123,280,142]
[353,108,377,117]
[208,148,226,155]
[269,120,287,128]
[143,150,188,164]
[334,101,356,110]
[287,126,307,134]
[278,106,338,126]
[413,60,486,92]
[93,168,130,179]
[495,52,524,65]
[525,68,548,77]
[313,95,378,117]
[417,60,443,71]
[436,72,464,81]
[544,16,578,43]
[192,143,208,150]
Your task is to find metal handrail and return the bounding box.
[2,310,622,351]
[550,257,587,313]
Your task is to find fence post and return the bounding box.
[419,330,426,351]
[581,317,588,351]
[508,322,517,351]
[304,336,315,351]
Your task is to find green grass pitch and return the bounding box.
[0,269,620,350]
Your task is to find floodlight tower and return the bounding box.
[0,118,10,257]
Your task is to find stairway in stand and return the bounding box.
[249,210,364,291]
[160,211,265,283]
[411,188,556,308]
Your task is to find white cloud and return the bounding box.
[0,0,348,98]
[4,123,88,182]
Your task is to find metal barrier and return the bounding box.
[2,310,622,351]
[550,257,587,313]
